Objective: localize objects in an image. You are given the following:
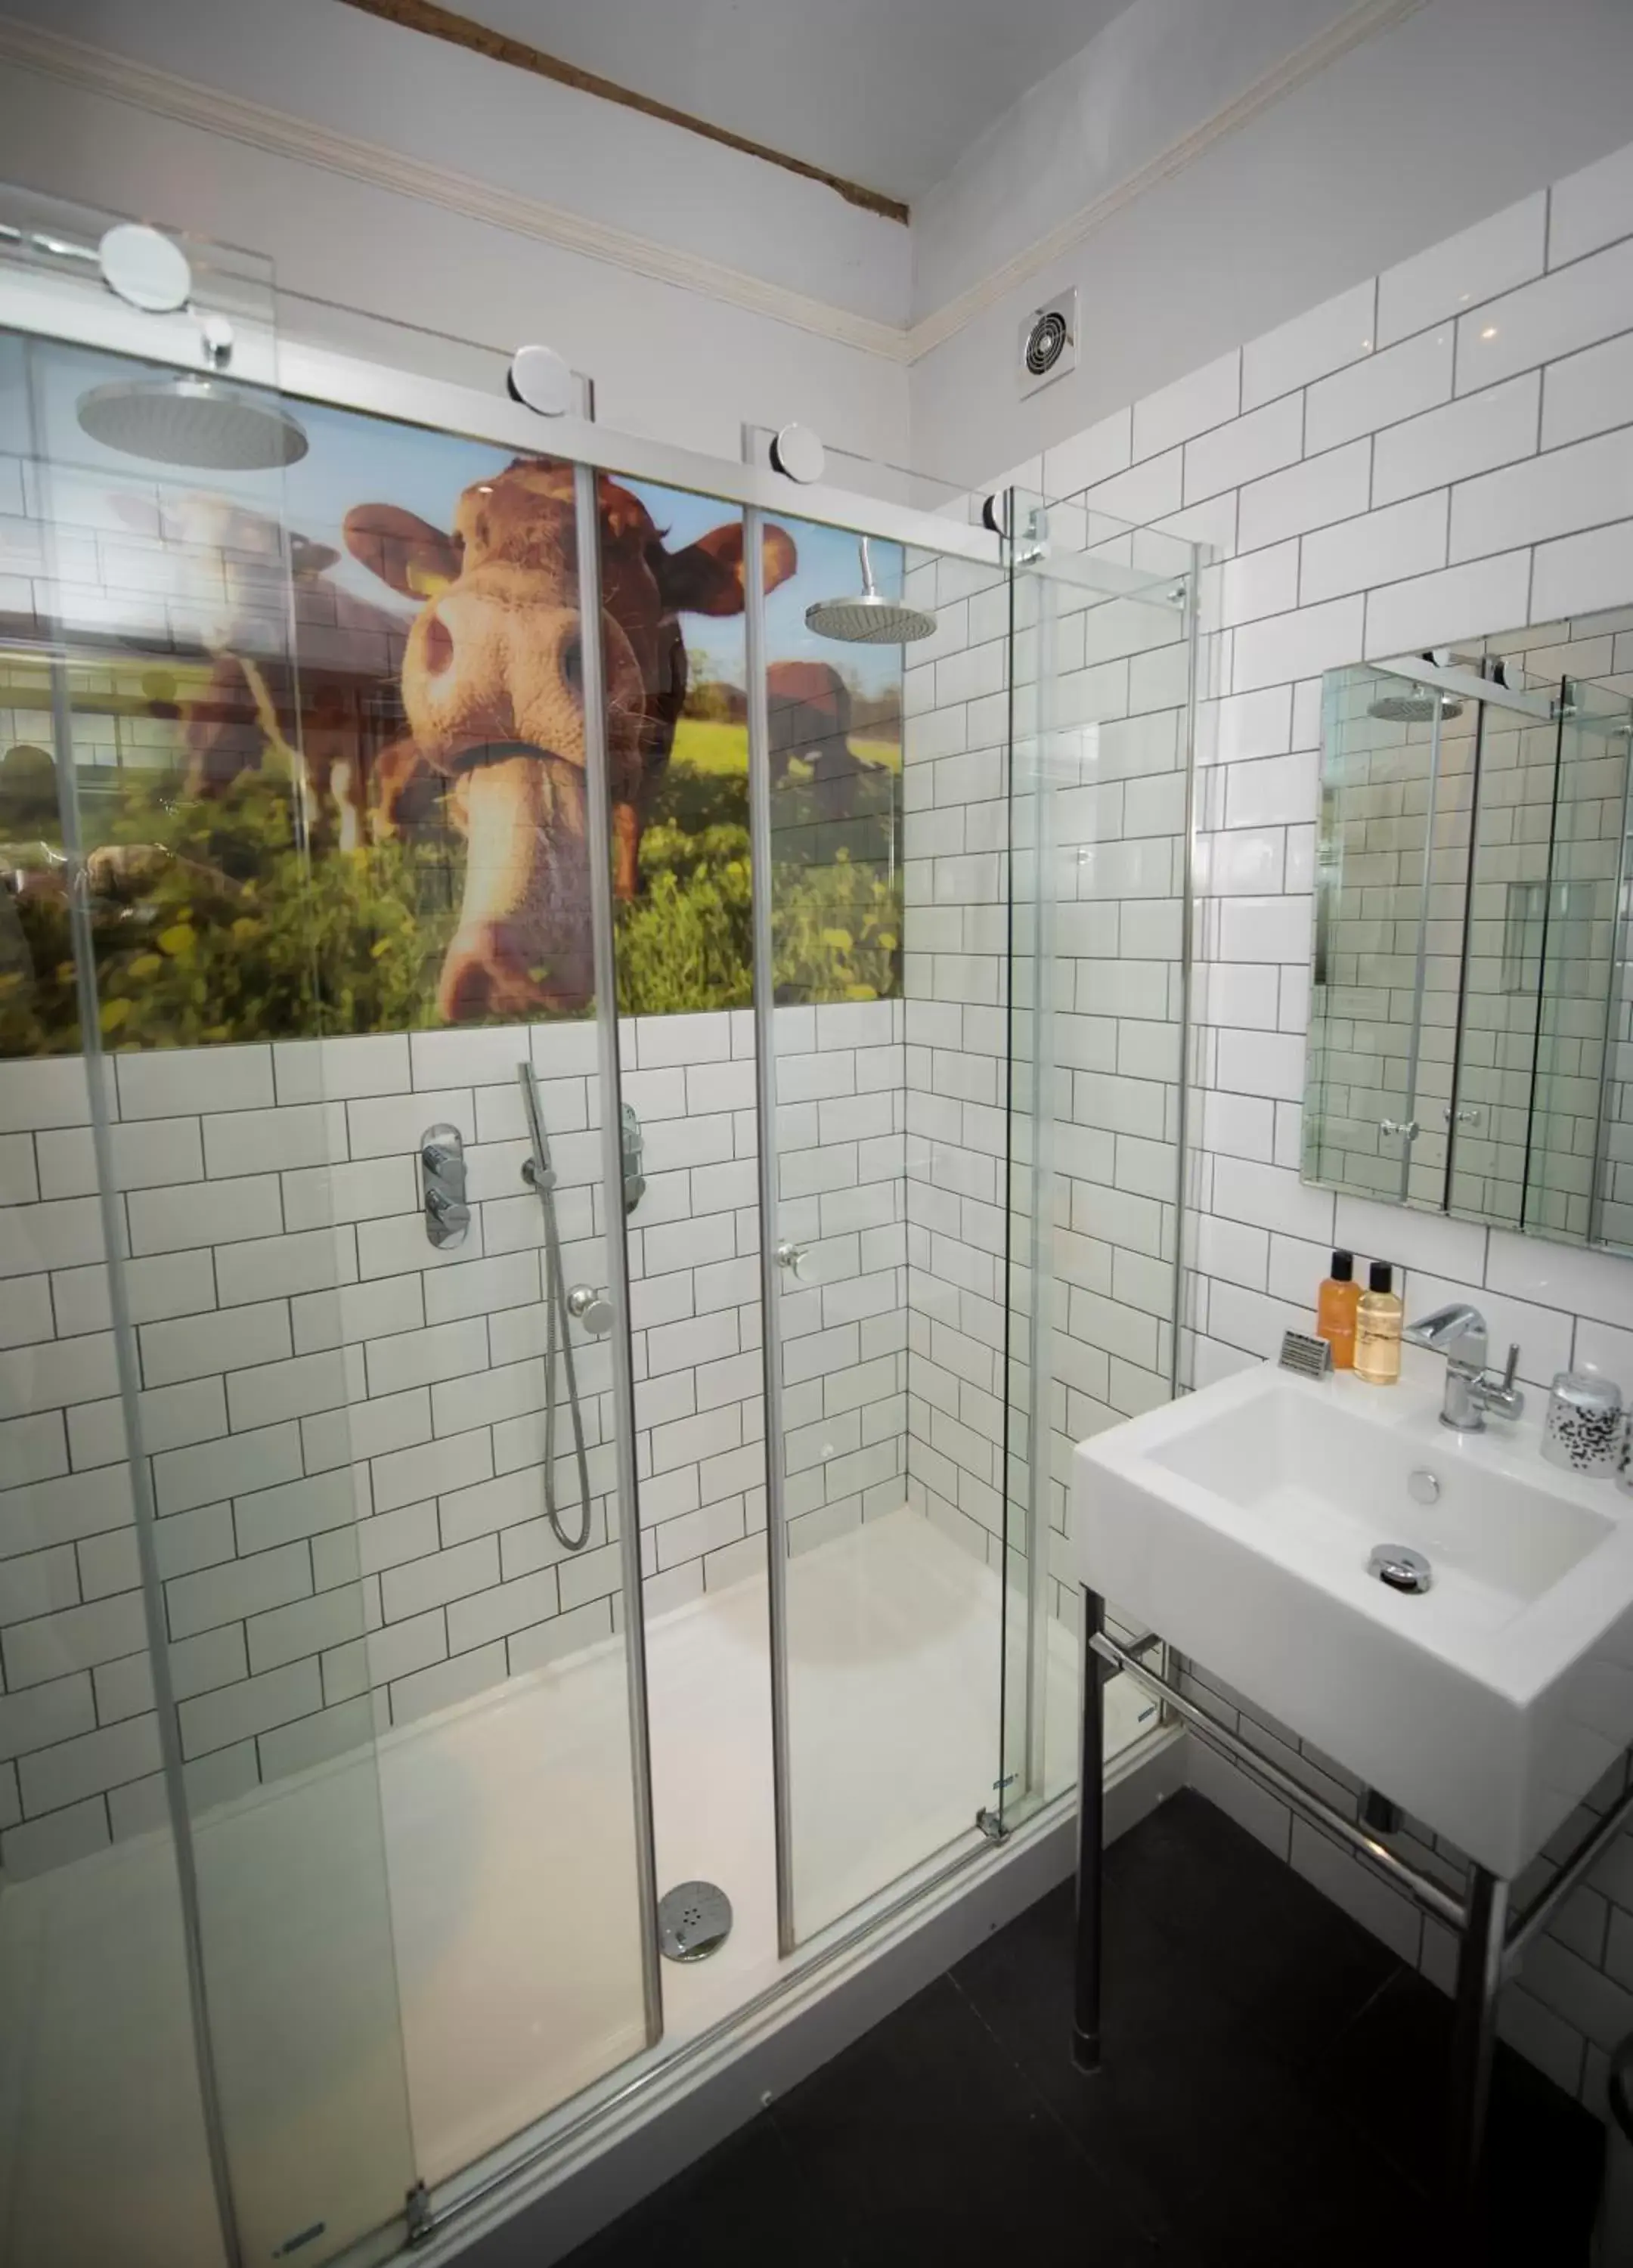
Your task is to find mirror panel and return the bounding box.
[1303,618,1633,1253]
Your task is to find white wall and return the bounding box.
[1040,133,1633,2119]
[0,0,909,463]
[913,0,1633,494]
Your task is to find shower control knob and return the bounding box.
[423,1185,469,1238]
[774,1241,807,1278]
[566,1285,614,1337]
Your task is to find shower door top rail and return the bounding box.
[0,252,1191,611]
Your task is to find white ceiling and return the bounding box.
[451,0,1131,205]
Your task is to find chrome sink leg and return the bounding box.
[1073,1585,1108,2073]
[1447,1863,1508,2244]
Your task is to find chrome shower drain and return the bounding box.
[658,1880,733,1963]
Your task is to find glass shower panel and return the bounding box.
[248,410,656,2180]
[999,498,1198,1831]
[1525,680,1633,1240]
[1596,694,1633,1247]
[752,508,1009,1944]
[1448,696,1561,1225]
[1305,664,1470,1210]
[2,277,417,2263]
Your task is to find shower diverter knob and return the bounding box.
[566,1285,614,1337]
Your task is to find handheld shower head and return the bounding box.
[76,376,309,471]
[805,537,937,646]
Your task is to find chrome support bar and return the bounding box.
[745,501,798,1963]
[1087,1629,1467,1932]
[1374,653,1557,723]
[572,462,663,2056]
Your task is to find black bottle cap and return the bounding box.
[1330,1249,1353,1282]
[1368,1260,1393,1295]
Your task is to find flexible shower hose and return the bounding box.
[519,1062,593,1554]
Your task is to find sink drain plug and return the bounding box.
[658,1879,733,1963]
[1368,1543,1433,1594]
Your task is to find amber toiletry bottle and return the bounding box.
[1316,1248,1359,1371]
[1355,1259,1402,1385]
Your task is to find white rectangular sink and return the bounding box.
[1073,1361,1633,1879]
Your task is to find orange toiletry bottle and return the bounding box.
[1316,1247,1359,1371]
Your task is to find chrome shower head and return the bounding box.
[76,376,309,471]
[1368,683,1464,723]
[805,536,937,646]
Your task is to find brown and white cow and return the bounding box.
[110,492,352,814]
[766,659,894,827]
[344,460,795,1021]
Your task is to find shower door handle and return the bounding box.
[774,1241,807,1279]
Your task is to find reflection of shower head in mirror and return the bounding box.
[805,537,937,645]
[76,376,308,471]
[1368,651,1465,724]
[1367,686,1464,723]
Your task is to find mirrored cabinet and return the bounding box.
[1303,614,1633,1251]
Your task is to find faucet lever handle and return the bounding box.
[1498,1343,1520,1393]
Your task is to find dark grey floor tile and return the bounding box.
[1317,1967,1604,2266]
[562,2112,845,2268]
[772,1972,1171,2266]
[1101,1790,1405,2065]
[556,1788,1604,2268]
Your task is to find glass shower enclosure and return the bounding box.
[0,187,1200,2267]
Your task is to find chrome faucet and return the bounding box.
[1402,1303,1524,1432]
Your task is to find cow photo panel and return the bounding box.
[0,335,905,1056]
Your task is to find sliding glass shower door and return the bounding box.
[0,225,417,2267]
[0,200,660,2260]
[748,508,1010,1946]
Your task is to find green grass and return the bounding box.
[0,717,906,1055]
[672,718,748,775]
[672,717,900,776]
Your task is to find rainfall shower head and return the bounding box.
[1368,683,1464,723]
[805,536,937,646]
[76,376,309,471]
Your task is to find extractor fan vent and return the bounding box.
[1018,290,1077,397]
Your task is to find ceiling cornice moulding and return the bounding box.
[0,0,1425,372]
[0,16,908,362]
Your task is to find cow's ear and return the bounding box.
[343,506,460,600]
[656,521,798,616]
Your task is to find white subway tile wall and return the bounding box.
[0,1001,909,1879]
[1041,132,1633,2118]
